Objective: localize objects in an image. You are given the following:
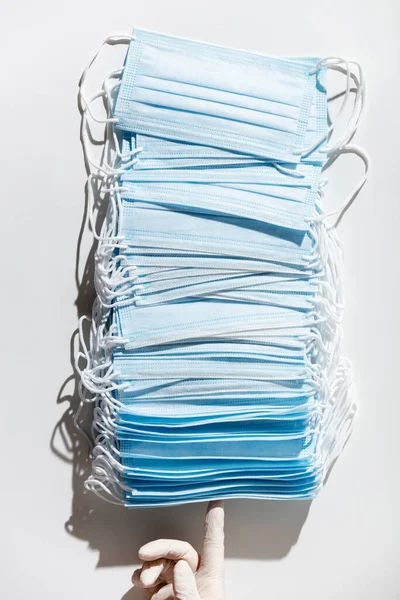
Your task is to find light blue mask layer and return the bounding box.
[119,430,316,460]
[122,478,319,501]
[113,343,307,372]
[131,267,312,285]
[118,204,319,306]
[118,396,317,420]
[116,427,314,443]
[118,60,327,168]
[129,277,317,309]
[122,471,317,489]
[132,267,248,283]
[120,204,315,262]
[123,253,315,274]
[131,272,318,292]
[115,417,311,438]
[113,355,309,381]
[114,299,314,349]
[128,70,327,167]
[117,379,315,403]
[123,464,317,481]
[121,454,319,473]
[129,274,318,306]
[114,340,307,359]
[119,162,321,231]
[122,485,318,506]
[126,471,317,489]
[121,486,319,504]
[115,30,323,162]
[123,161,319,183]
[117,328,310,345]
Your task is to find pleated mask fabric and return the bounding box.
[114,30,323,162]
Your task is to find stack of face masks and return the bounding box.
[77,30,367,506]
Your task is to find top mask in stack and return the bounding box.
[78,29,364,507]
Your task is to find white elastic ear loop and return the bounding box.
[293,57,351,157]
[80,88,126,178]
[81,85,122,174]
[84,478,123,505]
[73,401,94,449]
[80,92,105,173]
[79,34,134,124]
[83,77,142,175]
[73,316,96,448]
[295,57,365,159]
[76,315,91,370]
[81,84,118,125]
[318,57,351,154]
[309,145,369,228]
[101,74,143,162]
[327,61,365,155]
[87,174,124,242]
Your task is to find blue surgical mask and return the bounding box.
[115,29,324,162]
[124,252,315,274]
[120,204,316,263]
[116,340,307,362]
[129,76,327,168]
[119,431,316,460]
[114,355,311,383]
[116,416,312,437]
[114,299,315,349]
[120,163,322,231]
[116,398,316,426]
[131,275,318,301]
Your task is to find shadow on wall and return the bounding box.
[50,85,312,588]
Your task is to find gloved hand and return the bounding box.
[132,500,225,600]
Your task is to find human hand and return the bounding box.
[132,500,225,600]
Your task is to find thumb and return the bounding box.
[200,500,225,575]
[173,560,201,600]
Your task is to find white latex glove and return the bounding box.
[132,500,225,600]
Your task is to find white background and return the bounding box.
[1,1,399,598]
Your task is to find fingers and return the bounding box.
[200,500,225,574]
[173,560,201,600]
[132,575,172,600]
[145,584,163,600]
[131,571,162,600]
[132,568,143,587]
[141,559,168,587]
[132,558,175,589]
[139,539,200,572]
[150,583,174,600]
